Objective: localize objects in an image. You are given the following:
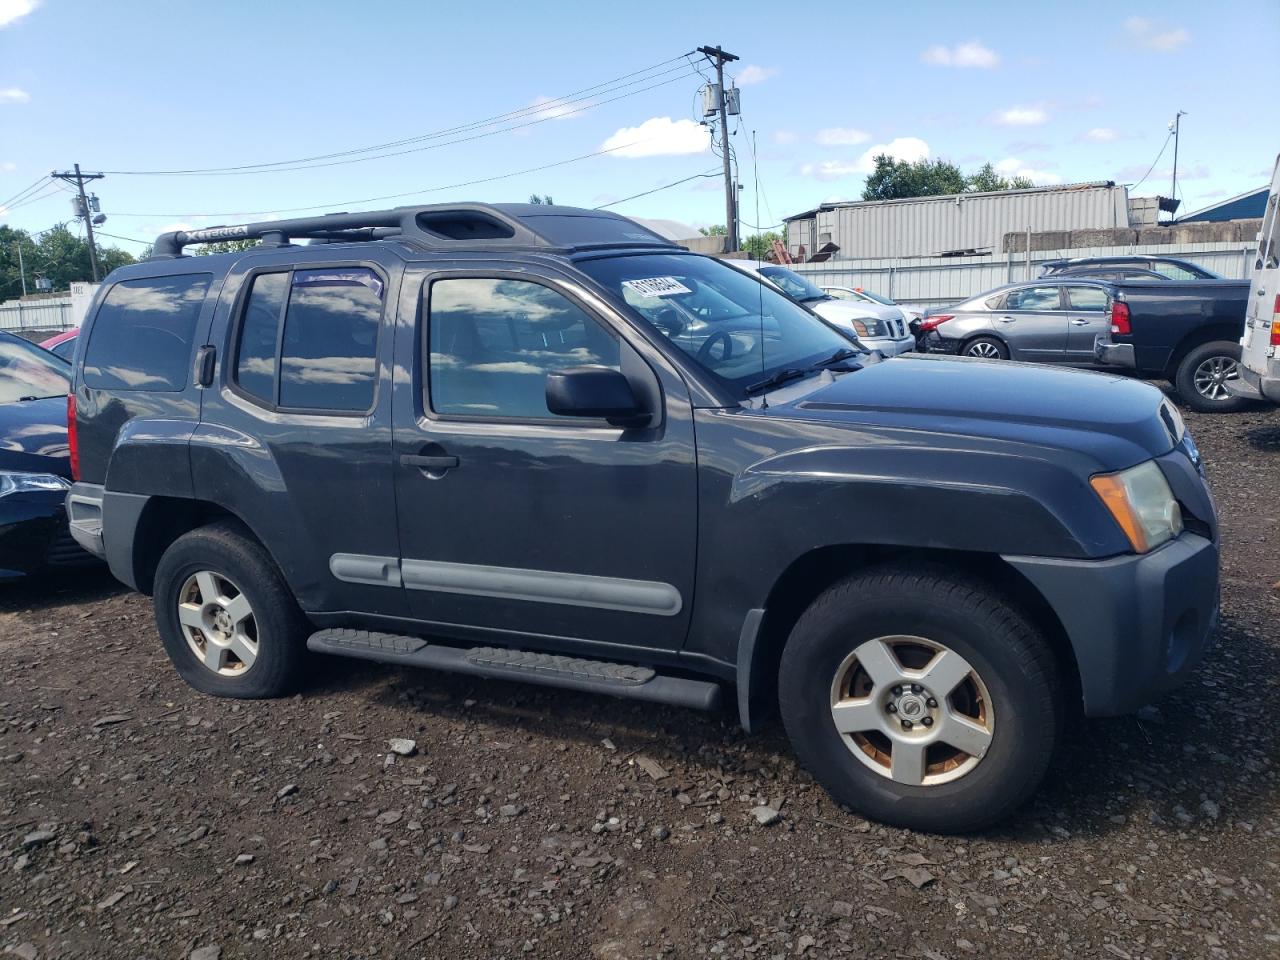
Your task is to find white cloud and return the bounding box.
[815,127,870,146]
[994,106,1048,126]
[1081,127,1119,143]
[0,87,30,104]
[527,95,583,123]
[920,41,1000,68]
[772,130,798,145]
[1124,16,1190,52]
[0,0,38,29]
[801,137,930,181]
[600,117,709,158]
[736,65,778,86]
[995,157,1062,185]
[0,161,15,173]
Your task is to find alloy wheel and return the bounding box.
[178,571,259,676]
[1192,355,1240,401]
[828,635,995,786]
[965,341,1003,359]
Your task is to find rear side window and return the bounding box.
[231,267,383,412]
[1005,286,1061,311]
[1065,286,1109,311]
[83,274,211,392]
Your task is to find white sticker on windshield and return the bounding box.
[622,276,692,298]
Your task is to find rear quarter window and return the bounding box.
[83,274,211,392]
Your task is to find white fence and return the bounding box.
[789,241,1257,309]
[0,298,76,333]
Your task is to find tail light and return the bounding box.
[1110,300,1131,336]
[67,393,80,482]
[919,315,953,333]
[1270,294,1280,347]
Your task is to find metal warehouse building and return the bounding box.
[784,181,1131,260]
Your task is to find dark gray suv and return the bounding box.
[65,203,1220,833]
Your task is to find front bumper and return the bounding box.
[1005,531,1219,717]
[1094,339,1136,369]
[864,335,916,358]
[0,489,97,578]
[1227,362,1280,403]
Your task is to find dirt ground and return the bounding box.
[0,400,1276,960]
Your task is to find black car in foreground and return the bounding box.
[0,331,96,578]
[67,204,1219,833]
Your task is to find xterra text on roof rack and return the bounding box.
[65,203,1219,832]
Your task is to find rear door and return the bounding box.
[1241,157,1279,377]
[389,263,699,655]
[997,285,1068,360]
[1063,283,1112,361]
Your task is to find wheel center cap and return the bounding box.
[898,695,925,718]
[212,610,232,634]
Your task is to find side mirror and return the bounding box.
[546,366,646,425]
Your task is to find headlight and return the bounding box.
[1090,461,1183,553]
[0,471,71,497]
[848,319,869,337]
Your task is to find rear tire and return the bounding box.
[1174,340,1247,413]
[153,520,309,698]
[778,566,1063,833]
[962,337,1009,360]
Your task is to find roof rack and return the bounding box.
[147,202,677,260]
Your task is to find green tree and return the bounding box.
[743,231,783,260]
[0,225,135,300]
[698,224,728,236]
[966,162,1034,193]
[189,238,259,256]
[528,194,554,205]
[862,156,968,201]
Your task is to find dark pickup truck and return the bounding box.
[65,203,1220,833]
[1094,278,1250,411]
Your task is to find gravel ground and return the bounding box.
[0,400,1276,960]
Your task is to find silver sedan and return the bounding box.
[919,280,1117,364]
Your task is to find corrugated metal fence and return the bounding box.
[0,297,76,333]
[789,241,1257,309]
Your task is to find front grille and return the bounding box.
[45,527,97,567]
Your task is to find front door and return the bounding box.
[998,285,1068,360]
[390,267,698,658]
[1063,284,1112,361]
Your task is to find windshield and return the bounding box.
[857,289,895,305]
[0,335,71,403]
[758,265,829,302]
[579,254,859,395]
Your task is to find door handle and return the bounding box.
[998,316,1016,323]
[400,454,459,471]
[1070,318,1091,326]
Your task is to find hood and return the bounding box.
[763,354,1177,469]
[0,396,71,477]
[811,299,903,324]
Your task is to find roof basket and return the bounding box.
[146,202,676,259]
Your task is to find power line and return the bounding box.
[4,181,65,212]
[94,229,147,245]
[595,169,721,209]
[1128,130,1173,192]
[103,55,698,177]
[109,139,662,221]
[0,176,52,210]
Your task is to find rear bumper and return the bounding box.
[922,332,962,355]
[1005,532,1219,717]
[1094,339,1136,369]
[1228,362,1280,403]
[66,482,106,559]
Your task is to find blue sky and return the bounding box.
[1,0,1276,256]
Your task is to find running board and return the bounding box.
[307,629,722,712]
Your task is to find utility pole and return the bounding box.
[697,45,740,253]
[14,241,26,296]
[1168,111,1186,223]
[51,164,105,281]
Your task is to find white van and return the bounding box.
[1231,154,1280,404]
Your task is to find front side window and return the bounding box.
[84,274,211,392]
[759,265,828,303]
[1065,286,1109,311]
[231,267,382,412]
[579,253,856,396]
[1150,260,1216,281]
[428,278,620,419]
[1004,286,1062,311]
[0,334,70,403]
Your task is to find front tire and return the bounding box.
[962,336,1009,360]
[1174,341,1247,413]
[153,521,309,698]
[778,567,1062,833]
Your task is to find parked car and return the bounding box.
[1042,256,1221,281]
[0,331,96,578]
[1090,279,1251,412]
[728,261,916,357]
[1229,153,1280,405]
[919,279,1122,365]
[67,203,1219,833]
[820,285,924,323]
[40,328,79,360]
